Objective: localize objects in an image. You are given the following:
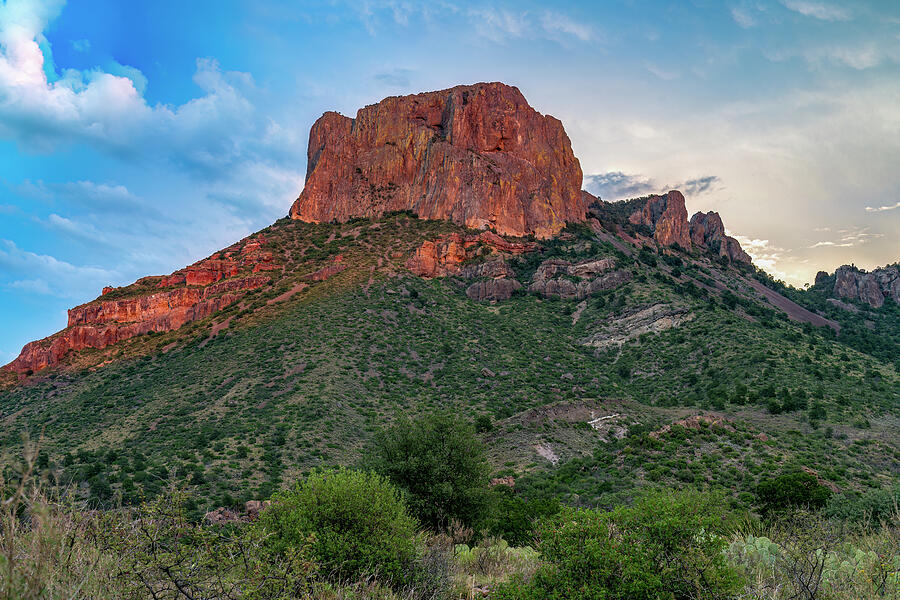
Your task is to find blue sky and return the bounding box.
[1,0,899,363]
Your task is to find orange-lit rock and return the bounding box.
[290,82,587,238]
[406,232,539,278]
[689,211,751,264]
[629,190,692,249]
[5,276,269,375]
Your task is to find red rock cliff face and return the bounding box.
[290,83,586,239]
[629,191,692,249]
[406,231,539,278]
[3,235,276,376]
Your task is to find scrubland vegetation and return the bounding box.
[3,422,898,600]
[2,215,898,598]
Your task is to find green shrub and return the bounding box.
[258,468,419,585]
[493,490,744,600]
[756,471,832,514]
[825,484,900,524]
[368,412,492,530]
[490,486,560,546]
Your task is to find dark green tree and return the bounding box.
[369,412,492,530]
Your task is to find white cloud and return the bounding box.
[781,0,851,22]
[540,11,594,43]
[644,62,680,81]
[0,238,116,299]
[865,201,900,212]
[466,7,528,41]
[0,0,304,188]
[732,235,792,279]
[807,226,883,248]
[731,7,757,28]
[8,277,52,294]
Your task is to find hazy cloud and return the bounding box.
[731,7,757,28]
[682,175,722,196]
[540,11,594,43]
[583,172,657,200]
[808,226,883,248]
[865,201,900,212]
[0,238,116,299]
[373,67,414,88]
[781,0,851,22]
[584,172,721,201]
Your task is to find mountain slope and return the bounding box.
[1,82,897,515]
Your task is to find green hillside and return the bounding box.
[2,212,897,515]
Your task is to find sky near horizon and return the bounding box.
[0,0,898,363]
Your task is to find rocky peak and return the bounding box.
[628,191,692,249]
[832,264,900,308]
[689,211,751,264]
[290,82,587,238]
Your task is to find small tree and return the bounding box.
[756,471,832,514]
[369,412,492,530]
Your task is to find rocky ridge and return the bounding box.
[4,236,277,375]
[617,191,751,263]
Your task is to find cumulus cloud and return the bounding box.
[0,0,304,187]
[732,235,792,279]
[780,0,851,22]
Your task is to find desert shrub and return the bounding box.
[101,488,315,600]
[825,484,900,525]
[455,537,539,579]
[3,442,311,600]
[490,486,560,546]
[493,490,744,600]
[756,471,832,514]
[368,413,492,530]
[258,468,419,585]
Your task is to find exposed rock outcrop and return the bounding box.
[529,258,630,300]
[465,279,523,301]
[689,211,751,264]
[832,264,900,308]
[625,192,751,264]
[157,236,276,288]
[629,191,692,249]
[406,231,538,278]
[6,276,269,375]
[4,233,278,376]
[290,82,587,238]
[582,304,694,349]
